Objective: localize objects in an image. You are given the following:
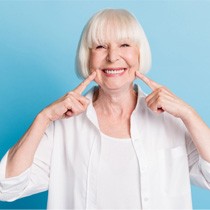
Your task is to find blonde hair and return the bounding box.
[76,9,152,78]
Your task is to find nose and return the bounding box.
[106,47,120,63]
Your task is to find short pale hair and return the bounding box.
[76,9,152,78]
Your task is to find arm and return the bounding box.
[6,112,51,178]
[135,71,210,162]
[5,72,96,178]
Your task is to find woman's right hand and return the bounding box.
[41,72,96,122]
[6,73,96,178]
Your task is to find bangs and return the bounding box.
[86,10,141,48]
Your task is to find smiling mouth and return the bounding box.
[102,68,126,75]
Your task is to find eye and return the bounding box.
[121,43,130,47]
[96,45,105,49]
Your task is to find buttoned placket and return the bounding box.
[85,133,101,209]
[132,138,150,209]
[130,91,150,209]
[85,91,101,209]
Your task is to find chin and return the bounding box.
[99,80,134,92]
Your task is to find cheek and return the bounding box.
[93,69,103,85]
[126,52,139,67]
[89,53,104,70]
[89,54,97,71]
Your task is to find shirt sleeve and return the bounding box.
[0,122,54,202]
[185,129,210,189]
[199,156,210,183]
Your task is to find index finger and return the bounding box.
[74,71,96,94]
[135,71,161,90]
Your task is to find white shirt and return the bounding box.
[97,133,141,209]
[0,84,210,209]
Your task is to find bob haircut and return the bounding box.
[76,9,152,78]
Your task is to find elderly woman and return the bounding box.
[0,9,210,209]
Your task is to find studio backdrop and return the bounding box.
[0,0,210,209]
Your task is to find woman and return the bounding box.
[0,9,210,209]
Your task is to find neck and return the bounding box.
[93,84,137,117]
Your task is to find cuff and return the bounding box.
[0,151,9,179]
[0,168,30,201]
[199,156,210,183]
[0,151,31,201]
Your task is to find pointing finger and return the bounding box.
[135,71,161,90]
[74,71,96,94]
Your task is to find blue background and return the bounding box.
[0,0,210,209]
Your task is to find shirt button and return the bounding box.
[144,197,149,202]
[141,166,147,172]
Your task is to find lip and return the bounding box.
[102,68,127,77]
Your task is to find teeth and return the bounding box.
[104,69,125,74]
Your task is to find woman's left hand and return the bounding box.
[135,71,193,119]
[136,71,210,162]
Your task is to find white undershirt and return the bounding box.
[96,132,142,209]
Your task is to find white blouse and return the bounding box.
[0,84,210,209]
